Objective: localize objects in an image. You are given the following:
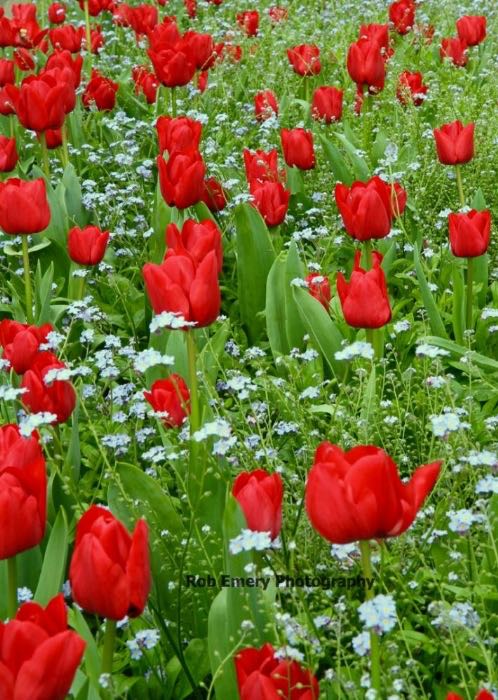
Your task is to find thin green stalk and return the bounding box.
[7,557,17,619]
[83,0,93,72]
[363,239,373,270]
[359,540,381,696]
[455,165,465,207]
[61,123,70,168]
[22,236,34,324]
[40,132,50,178]
[171,87,177,117]
[101,618,117,675]
[186,331,201,500]
[77,274,86,301]
[466,257,473,330]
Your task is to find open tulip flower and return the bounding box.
[0,320,53,375]
[144,374,191,427]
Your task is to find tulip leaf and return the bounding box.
[235,203,275,343]
[151,177,171,263]
[335,133,370,181]
[35,260,54,325]
[192,201,217,223]
[199,320,230,384]
[319,135,353,185]
[68,607,102,688]
[172,639,211,699]
[34,508,68,605]
[62,163,88,227]
[207,590,239,699]
[473,254,489,307]
[451,263,465,345]
[413,246,448,338]
[266,253,290,357]
[421,336,498,372]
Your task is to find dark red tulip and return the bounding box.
[132,65,158,103]
[335,177,394,241]
[69,505,151,620]
[337,251,391,329]
[143,374,190,427]
[49,25,84,53]
[305,442,441,544]
[68,225,110,266]
[359,23,389,53]
[347,37,385,93]
[156,115,202,155]
[46,50,83,88]
[148,43,196,87]
[48,2,66,24]
[5,73,67,132]
[146,17,181,52]
[237,10,259,37]
[281,128,315,170]
[143,251,221,326]
[254,89,279,121]
[440,37,468,66]
[448,210,491,258]
[287,44,320,76]
[21,352,76,424]
[157,150,206,209]
[244,148,281,185]
[233,469,283,540]
[201,177,228,212]
[0,135,18,172]
[184,0,197,20]
[0,320,53,374]
[311,86,343,123]
[434,120,474,165]
[42,127,63,149]
[166,218,223,273]
[250,181,290,228]
[0,59,15,87]
[0,423,46,560]
[389,0,415,34]
[0,17,15,48]
[0,594,85,699]
[82,69,118,111]
[0,178,51,235]
[305,273,331,312]
[13,47,35,72]
[396,70,428,106]
[183,30,215,70]
[456,16,486,46]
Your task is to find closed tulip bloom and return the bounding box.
[232,469,283,539]
[156,115,202,155]
[456,16,486,46]
[311,86,343,123]
[0,594,85,700]
[21,352,76,424]
[132,65,158,104]
[447,692,495,700]
[391,181,407,217]
[244,148,281,185]
[281,128,315,170]
[396,70,428,106]
[448,210,491,258]
[182,32,215,69]
[201,177,228,212]
[335,177,393,241]
[359,23,390,53]
[13,47,35,72]
[0,17,15,48]
[434,120,474,165]
[143,251,220,326]
[49,25,84,52]
[166,219,223,272]
[287,44,321,76]
[68,225,110,266]
[0,178,51,235]
[146,17,181,52]
[250,181,290,228]
[0,320,53,374]
[143,374,190,427]
[48,2,66,24]
[82,69,118,111]
[347,38,385,92]
[235,644,278,687]
[69,505,151,620]
[254,89,278,121]
[148,45,196,87]
[46,49,83,88]
[0,135,17,172]
[305,273,331,312]
[237,10,259,37]
[389,0,415,34]
[0,59,15,86]
[0,86,16,116]
[305,442,441,544]
[157,150,205,209]
[337,251,391,328]
[79,0,113,16]
[5,74,67,132]
[440,37,468,66]
[42,127,63,149]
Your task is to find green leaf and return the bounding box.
[207,590,239,699]
[451,263,465,345]
[266,253,289,357]
[335,133,370,181]
[199,320,230,384]
[68,607,102,687]
[173,639,210,699]
[413,247,447,338]
[421,336,498,372]
[319,135,353,185]
[62,163,88,227]
[35,260,54,325]
[34,508,68,605]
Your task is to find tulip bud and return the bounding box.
[68,225,110,266]
[232,469,283,540]
[336,251,391,329]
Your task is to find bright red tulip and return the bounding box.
[89,25,104,54]
[269,6,288,23]
[21,352,76,424]
[233,469,283,540]
[48,3,66,24]
[5,74,67,132]
[335,177,394,241]
[305,273,331,312]
[148,43,196,87]
[311,86,343,123]
[183,31,215,70]
[166,218,223,273]
[244,148,281,185]
[68,225,110,266]
[157,150,206,209]
[201,177,227,212]
[359,23,390,53]
[0,17,15,48]
[132,65,158,104]
[306,442,441,544]
[146,17,181,52]
[79,0,113,16]
[143,374,190,427]
[396,70,428,106]
[0,320,53,374]
[389,0,415,34]
[237,10,259,37]
[347,38,385,93]
[254,90,279,121]
[456,16,486,46]
[0,178,51,235]
[0,135,17,172]
[281,128,315,170]
[250,181,290,228]
[446,689,494,700]
[448,210,491,258]
[434,120,474,165]
[49,25,84,53]
[46,49,83,88]
[41,127,63,149]
[156,115,202,155]
[440,37,468,66]
[287,44,320,76]
[82,69,118,111]
[337,251,391,329]
[0,59,15,86]
[0,594,85,699]
[69,505,151,620]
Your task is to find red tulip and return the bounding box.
[311,86,343,123]
[281,128,315,170]
[0,59,15,86]
[201,177,227,212]
[69,505,151,620]
[157,150,206,209]
[0,320,53,374]
[126,5,158,39]
[440,37,468,66]
[49,25,84,53]
[254,89,279,121]
[0,17,15,48]
[184,0,197,20]
[5,73,67,132]
[166,218,223,273]
[46,49,83,88]
[89,25,104,54]
[79,0,113,16]
[21,352,76,424]
[143,251,221,326]
[146,17,181,52]
[197,69,208,93]
[0,424,46,560]
[434,120,474,165]
[335,177,394,241]
[235,643,278,687]
[148,43,196,87]
[389,0,415,34]
[143,374,190,427]
[287,44,321,76]
[305,273,331,312]
[0,86,16,116]
[156,115,202,155]
[183,30,215,70]
[244,148,281,185]
[359,23,390,54]
[132,65,158,104]
[68,225,110,266]
[456,16,486,46]
[337,251,391,328]
[82,69,118,111]
[237,10,259,37]
[446,690,494,700]
[396,70,428,106]
[448,210,491,258]
[0,135,18,172]
[233,469,283,539]
[0,594,85,699]
[347,38,385,93]
[41,127,63,149]
[305,442,441,544]
[13,47,35,72]
[0,178,51,235]
[250,181,290,228]
[269,6,288,23]
[48,2,66,24]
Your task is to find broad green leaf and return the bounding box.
[451,263,465,345]
[173,639,210,699]
[421,336,498,372]
[63,163,88,227]
[34,508,68,605]
[207,590,239,699]
[266,253,289,357]
[35,260,54,325]
[413,247,447,338]
[319,135,353,185]
[335,133,370,181]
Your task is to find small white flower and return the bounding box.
[335,341,374,361]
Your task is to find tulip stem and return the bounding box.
[186,331,201,501]
[455,165,465,207]
[466,257,473,330]
[7,557,17,618]
[171,87,177,118]
[83,0,92,71]
[359,540,381,696]
[21,236,34,324]
[61,123,70,169]
[40,133,50,179]
[101,618,117,676]
[363,240,373,270]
